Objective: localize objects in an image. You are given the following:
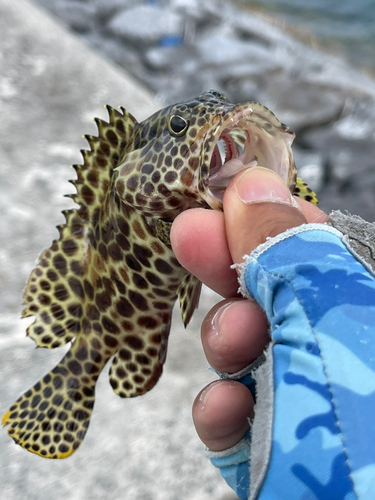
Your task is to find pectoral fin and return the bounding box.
[178,274,202,327]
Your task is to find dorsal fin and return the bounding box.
[22,106,138,348]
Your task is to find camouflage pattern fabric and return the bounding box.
[208,224,375,499]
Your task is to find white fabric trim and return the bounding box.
[232,223,344,299]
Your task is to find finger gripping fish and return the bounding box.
[2,90,317,459]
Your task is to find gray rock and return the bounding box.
[171,0,206,18]
[94,0,136,20]
[224,77,261,104]
[293,148,325,193]
[333,98,375,142]
[196,34,281,71]
[156,68,224,105]
[38,0,98,32]
[108,4,184,45]
[302,96,375,193]
[229,5,295,48]
[144,44,198,71]
[85,32,145,76]
[263,78,345,133]
[318,184,375,224]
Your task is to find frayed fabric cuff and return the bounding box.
[232,223,344,300]
[211,354,265,400]
[208,431,251,500]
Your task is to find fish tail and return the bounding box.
[2,338,104,459]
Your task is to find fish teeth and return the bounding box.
[217,138,227,165]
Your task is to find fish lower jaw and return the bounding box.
[207,119,294,204]
[207,126,258,203]
[208,156,258,202]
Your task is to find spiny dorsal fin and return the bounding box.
[22,106,138,348]
[178,274,202,327]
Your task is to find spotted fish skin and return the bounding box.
[2,90,316,459]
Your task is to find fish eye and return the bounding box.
[168,115,189,137]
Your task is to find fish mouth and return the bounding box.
[205,105,295,209]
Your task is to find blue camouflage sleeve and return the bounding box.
[208,223,375,500]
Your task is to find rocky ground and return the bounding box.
[32,0,375,222]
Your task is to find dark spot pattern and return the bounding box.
[5,91,299,460]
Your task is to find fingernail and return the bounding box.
[210,301,238,339]
[198,381,221,410]
[235,166,295,205]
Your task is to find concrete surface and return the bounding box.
[0,1,235,499]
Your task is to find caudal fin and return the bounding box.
[2,342,97,459]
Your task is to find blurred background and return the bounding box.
[33,0,375,221]
[1,0,375,499]
[236,0,375,75]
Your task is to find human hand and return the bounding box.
[171,166,329,452]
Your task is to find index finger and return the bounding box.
[171,208,238,297]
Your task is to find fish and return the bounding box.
[2,90,318,459]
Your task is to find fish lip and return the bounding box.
[200,103,296,210]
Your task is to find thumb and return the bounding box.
[223,166,306,265]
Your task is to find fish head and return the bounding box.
[114,90,297,219]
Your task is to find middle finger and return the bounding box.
[201,297,269,373]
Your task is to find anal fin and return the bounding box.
[108,313,173,398]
